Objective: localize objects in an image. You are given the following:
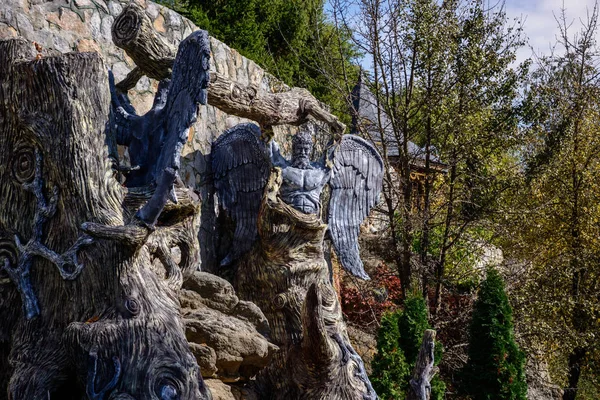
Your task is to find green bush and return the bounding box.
[460,268,527,400]
[371,311,410,399]
[371,294,446,399]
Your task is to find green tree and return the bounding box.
[371,294,445,399]
[461,268,527,400]
[329,0,525,306]
[498,6,600,398]
[371,311,410,399]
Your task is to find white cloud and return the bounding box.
[504,0,600,65]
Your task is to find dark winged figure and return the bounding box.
[212,123,383,280]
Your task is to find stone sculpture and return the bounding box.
[211,122,383,398]
[0,33,212,398]
[212,123,384,280]
[0,1,381,398]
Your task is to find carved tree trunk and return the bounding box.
[406,330,438,400]
[0,37,210,399]
[234,170,377,399]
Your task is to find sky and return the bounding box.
[325,0,600,70]
[504,0,599,65]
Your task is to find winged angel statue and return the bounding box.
[212,123,383,280]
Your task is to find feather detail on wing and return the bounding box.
[328,134,383,280]
[212,123,270,265]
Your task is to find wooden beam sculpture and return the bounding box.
[111,3,346,137]
[0,33,211,399]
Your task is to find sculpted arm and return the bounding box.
[269,140,289,168]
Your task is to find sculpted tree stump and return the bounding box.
[234,171,377,399]
[407,330,437,400]
[0,34,211,399]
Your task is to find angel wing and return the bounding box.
[212,123,271,266]
[328,135,384,280]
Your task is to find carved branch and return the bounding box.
[407,329,438,400]
[111,4,176,83]
[3,150,94,319]
[111,4,346,135]
[81,222,149,247]
[86,349,122,400]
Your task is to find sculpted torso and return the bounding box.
[280,164,329,215]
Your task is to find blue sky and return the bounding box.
[325,0,599,69]
[505,0,599,65]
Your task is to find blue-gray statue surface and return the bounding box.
[212,123,383,280]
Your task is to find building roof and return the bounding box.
[350,76,446,171]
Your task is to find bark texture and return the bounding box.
[406,330,437,400]
[234,170,377,399]
[111,4,346,136]
[0,36,210,399]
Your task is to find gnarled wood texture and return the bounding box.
[0,36,210,399]
[234,170,377,399]
[407,329,438,400]
[111,3,346,136]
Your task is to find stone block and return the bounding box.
[107,1,122,17]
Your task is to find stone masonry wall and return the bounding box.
[0,0,295,271]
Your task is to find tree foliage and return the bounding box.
[498,6,600,398]
[461,268,527,400]
[371,294,445,399]
[328,0,525,309]
[371,310,410,399]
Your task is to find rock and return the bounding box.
[15,13,34,41]
[182,271,239,313]
[77,38,101,53]
[135,75,152,92]
[100,15,114,42]
[153,12,165,33]
[46,9,89,37]
[110,61,131,83]
[163,8,181,30]
[204,379,236,400]
[51,33,72,54]
[231,300,270,337]
[181,271,278,382]
[189,342,218,378]
[74,0,93,7]
[0,24,17,39]
[145,2,160,20]
[89,10,102,40]
[182,305,277,381]
[107,1,122,17]
[93,0,109,14]
[347,325,377,375]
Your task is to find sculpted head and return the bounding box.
[291,126,314,169]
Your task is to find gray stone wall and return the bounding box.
[0,0,294,270]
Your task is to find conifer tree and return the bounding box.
[371,310,410,399]
[371,294,445,400]
[461,268,527,400]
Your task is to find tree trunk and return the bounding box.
[406,330,437,400]
[234,170,377,399]
[563,346,586,400]
[0,35,210,399]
